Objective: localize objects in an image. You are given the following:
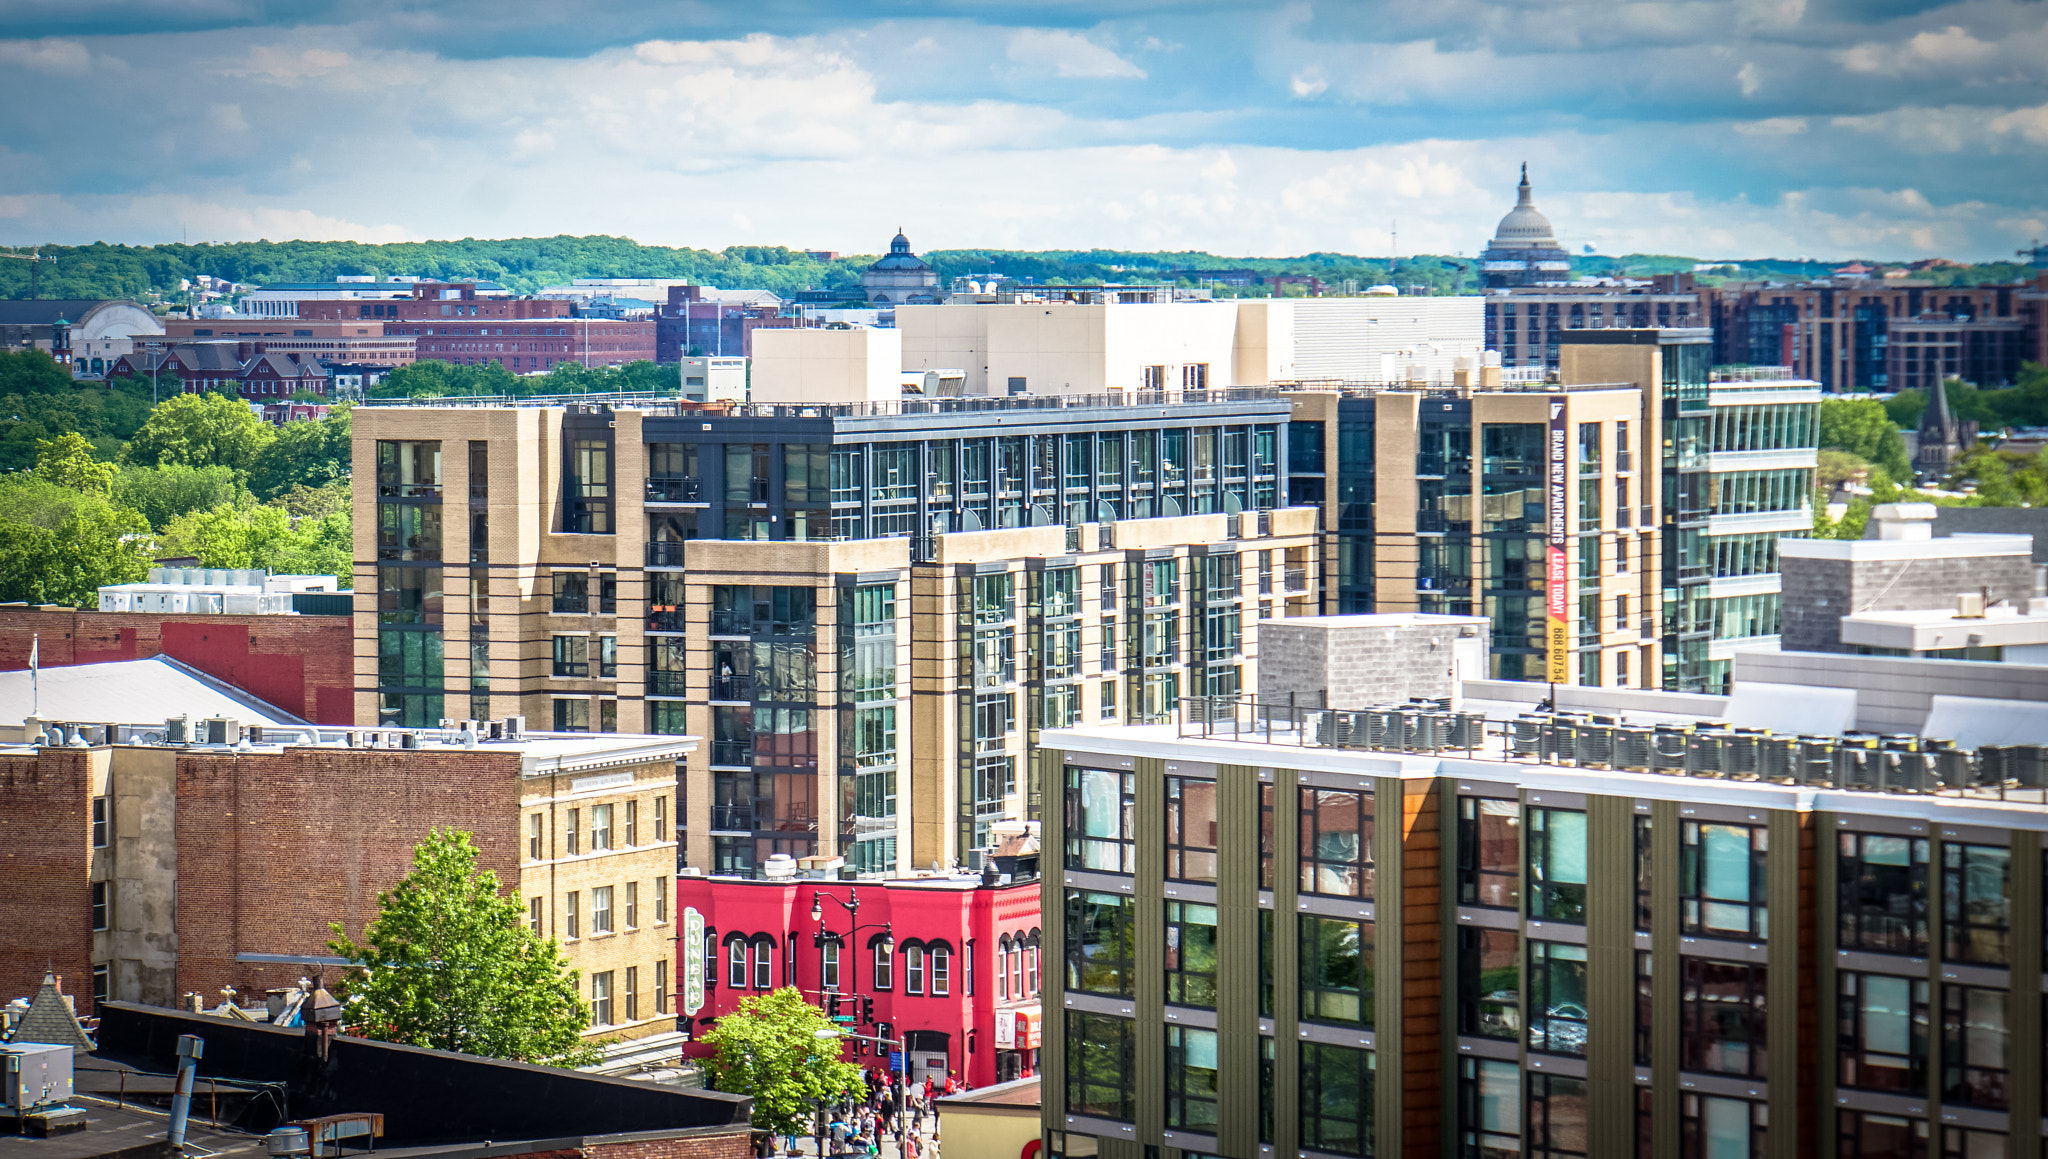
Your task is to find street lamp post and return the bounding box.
[810,888,894,1006]
[816,1028,906,1142]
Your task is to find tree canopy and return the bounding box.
[700,987,865,1136]
[0,474,153,604]
[328,829,598,1068]
[1818,397,1912,481]
[126,391,275,473]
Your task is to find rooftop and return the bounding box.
[359,386,1292,418]
[1,656,308,731]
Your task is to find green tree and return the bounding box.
[1815,448,1872,494]
[271,479,352,521]
[34,432,116,496]
[127,391,275,473]
[1817,398,1911,481]
[0,475,153,605]
[328,829,598,1067]
[700,987,865,1136]
[1882,389,1925,429]
[248,406,352,500]
[112,463,251,529]
[158,500,352,585]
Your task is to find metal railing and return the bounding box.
[647,541,688,567]
[1709,366,1798,382]
[1175,698,2048,805]
[646,476,703,503]
[1282,568,1310,595]
[648,671,689,697]
[363,386,1287,416]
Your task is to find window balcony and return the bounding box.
[646,476,703,503]
[647,541,688,567]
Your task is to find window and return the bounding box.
[1680,958,1767,1077]
[728,938,748,987]
[1838,971,1927,1093]
[1526,1073,1587,1159]
[1636,816,1654,931]
[1528,941,1588,1056]
[873,938,894,990]
[624,881,638,928]
[591,885,613,934]
[1299,1043,1374,1158]
[625,799,638,846]
[655,877,668,924]
[1836,1111,1927,1159]
[1301,916,1372,1028]
[1164,902,1219,1008]
[1065,889,1134,996]
[1942,843,2009,965]
[1680,822,1768,939]
[997,936,1011,1000]
[1679,1094,1765,1159]
[1300,788,1373,898]
[1066,1013,1135,1122]
[1839,832,1928,956]
[529,896,543,935]
[91,882,108,930]
[552,571,590,613]
[624,965,638,1022]
[92,797,108,848]
[965,938,974,996]
[565,891,580,939]
[591,971,614,1025]
[565,808,580,856]
[1458,927,1520,1040]
[655,960,669,1014]
[1164,1026,1219,1131]
[1458,1057,1519,1158]
[1458,796,1520,909]
[1941,985,2007,1109]
[598,634,617,678]
[590,803,613,852]
[528,813,543,861]
[904,945,926,995]
[1528,808,1588,922]
[1026,933,1040,995]
[654,795,667,843]
[929,945,951,995]
[91,963,108,1004]
[1165,776,1218,882]
[1064,766,1136,872]
[752,937,776,989]
[822,939,842,992]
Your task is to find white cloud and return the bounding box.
[1736,61,1761,97]
[1005,28,1145,79]
[1832,103,2048,153]
[0,191,415,245]
[1734,116,1807,136]
[0,37,92,75]
[208,103,248,133]
[1290,67,1327,98]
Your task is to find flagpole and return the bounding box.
[29,632,38,722]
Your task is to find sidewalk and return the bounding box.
[776,1113,942,1159]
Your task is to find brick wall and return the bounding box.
[171,748,523,1001]
[0,610,354,724]
[0,749,93,1014]
[1780,555,2036,653]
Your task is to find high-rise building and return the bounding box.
[1284,329,1819,693]
[350,392,1321,875]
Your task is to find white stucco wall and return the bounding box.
[750,326,902,404]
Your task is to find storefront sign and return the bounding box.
[682,906,706,1016]
[1546,396,1571,685]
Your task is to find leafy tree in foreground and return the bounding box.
[126,391,275,473]
[0,474,153,605]
[158,500,352,585]
[248,405,352,500]
[328,829,598,1067]
[700,986,865,1136]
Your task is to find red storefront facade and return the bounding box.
[674,874,1043,1089]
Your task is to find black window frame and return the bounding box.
[1300,786,1374,899]
[1837,969,1928,1094]
[1527,807,1588,923]
[1164,900,1219,1009]
[1299,1042,1374,1159]
[1457,926,1520,1041]
[1679,820,1769,941]
[1838,831,1928,957]
[1164,1025,1219,1132]
[1064,766,1136,874]
[1064,889,1134,997]
[1940,983,2008,1109]
[1457,795,1521,910]
[1528,940,1588,1057]
[1165,775,1218,884]
[1300,914,1373,1029]
[1678,956,1768,1079]
[1941,842,2010,966]
[1066,1012,1135,1122]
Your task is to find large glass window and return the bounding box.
[1940,985,2007,1109]
[1527,1073,1587,1159]
[1839,833,1928,956]
[1164,902,1218,1008]
[1836,1111,1928,1159]
[1680,822,1768,940]
[1458,927,1520,1041]
[1066,1013,1134,1122]
[1528,808,1587,922]
[1528,942,1588,1056]
[1301,916,1372,1028]
[1458,1058,1519,1159]
[1064,890,1134,996]
[1301,788,1374,898]
[1064,766,1135,873]
[1680,1094,1766,1159]
[1679,958,1767,1078]
[1164,1026,1219,1132]
[1838,971,1927,1093]
[1299,1043,1374,1159]
[1458,796,1521,910]
[1941,843,2010,965]
[1165,776,1217,883]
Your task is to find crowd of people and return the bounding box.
[792,1069,971,1159]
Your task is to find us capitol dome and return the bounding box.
[1478,165,1573,288]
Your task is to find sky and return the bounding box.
[0,0,2043,262]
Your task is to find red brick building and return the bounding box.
[393,316,658,372]
[0,608,353,724]
[109,343,331,401]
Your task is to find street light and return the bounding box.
[810,888,894,996]
[817,1027,907,1141]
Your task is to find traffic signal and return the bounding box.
[860,996,875,1024]
[825,994,841,1018]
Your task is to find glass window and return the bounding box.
[752,937,775,989]
[930,945,951,995]
[1164,902,1218,1008]
[1066,1012,1134,1122]
[591,971,613,1025]
[904,945,925,994]
[1458,927,1520,1040]
[1679,1094,1766,1159]
[1839,833,1928,956]
[1165,776,1218,883]
[1064,890,1134,996]
[589,803,612,851]
[727,937,747,987]
[1458,796,1521,909]
[1527,1073,1587,1159]
[1942,843,2010,965]
[1299,1043,1374,1158]
[1300,788,1374,898]
[1836,1110,1928,1159]
[1064,766,1135,873]
[1301,916,1372,1028]
[1679,958,1767,1078]
[1635,816,1653,932]
[591,884,613,934]
[1528,941,1588,1056]
[1681,822,1768,940]
[1940,985,2007,1109]
[1528,808,1588,922]
[1164,1026,1219,1131]
[873,940,893,990]
[1458,1057,1519,1158]
[1838,971,1928,1093]
[1942,1127,2005,1159]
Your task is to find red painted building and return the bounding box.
[675,873,1044,1088]
[391,317,658,372]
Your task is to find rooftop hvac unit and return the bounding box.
[201,717,239,745]
[2,1043,74,1114]
[503,715,526,741]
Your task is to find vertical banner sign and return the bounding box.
[682,907,706,1016]
[1546,397,1571,685]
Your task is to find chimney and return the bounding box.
[1869,502,1936,541]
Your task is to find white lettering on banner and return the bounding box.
[683,907,707,1015]
[571,770,635,794]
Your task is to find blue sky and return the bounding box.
[0,0,2043,260]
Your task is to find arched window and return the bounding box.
[928,942,953,996]
[1025,929,1041,996]
[726,935,749,988]
[904,943,926,995]
[1010,933,1025,998]
[997,935,1013,1001]
[706,928,720,991]
[871,934,894,990]
[822,937,842,993]
[752,936,777,989]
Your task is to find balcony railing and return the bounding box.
[648,671,689,697]
[711,741,754,766]
[1282,568,1310,595]
[648,609,687,632]
[646,476,703,503]
[647,541,688,567]
[712,674,753,700]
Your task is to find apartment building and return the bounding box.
[1037,635,2048,1159]
[1483,286,1705,373]
[350,392,1321,876]
[1706,280,2040,393]
[1284,329,1819,693]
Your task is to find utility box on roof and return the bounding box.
[1,1043,75,1112]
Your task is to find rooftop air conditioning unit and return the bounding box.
[1,1044,74,1114]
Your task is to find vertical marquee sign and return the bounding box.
[682,906,706,1017]
[1546,396,1571,685]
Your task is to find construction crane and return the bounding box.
[2020,240,2048,270]
[1,248,55,298]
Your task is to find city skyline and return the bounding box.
[0,1,2043,262]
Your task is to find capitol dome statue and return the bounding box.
[1478,166,1572,288]
[863,229,942,305]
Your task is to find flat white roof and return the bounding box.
[1780,533,2031,562]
